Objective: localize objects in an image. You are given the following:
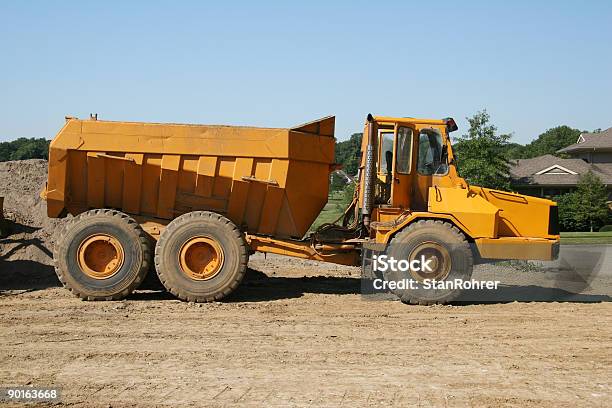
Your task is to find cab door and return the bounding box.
[412,126,450,211]
[390,125,415,209]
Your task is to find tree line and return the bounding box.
[0,138,50,162]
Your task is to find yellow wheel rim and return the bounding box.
[78,234,125,280]
[178,236,224,280]
[408,241,451,282]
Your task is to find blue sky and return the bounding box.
[0,1,610,143]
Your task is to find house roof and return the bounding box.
[557,127,612,153]
[510,154,612,186]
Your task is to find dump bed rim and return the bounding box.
[64,115,335,133]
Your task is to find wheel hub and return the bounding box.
[179,236,224,280]
[408,241,451,282]
[77,234,125,279]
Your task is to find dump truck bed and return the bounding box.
[44,116,336,239]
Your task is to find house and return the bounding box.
[510,127,612,199]
[557,127,612,163]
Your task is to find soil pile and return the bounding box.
[0,159,67,269]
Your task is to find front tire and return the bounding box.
[53,209,151,300]
[154,211,248,302]
[383,220,473,305]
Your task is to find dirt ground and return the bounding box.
[1,160,611,407]
[0,254,610,407]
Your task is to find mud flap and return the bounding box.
[360,242,386,297]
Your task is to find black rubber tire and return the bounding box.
[383,220,473,305]
[154,211,248,302]
[53,209,151,300]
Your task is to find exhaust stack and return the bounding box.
[362,114,377,228]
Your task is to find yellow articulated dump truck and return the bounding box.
[43,114,560,304]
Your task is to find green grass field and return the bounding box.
[560,231,612,244]
[309,191,347,232]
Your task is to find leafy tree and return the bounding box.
[503,142,526,159]
[500,126,583,160]
[453,110,512,190]
[575,171,609,232]
[335,133,362,176]
[555,171,609,231]
[555,192,583,232]
[519,126,582,159]
[0,137,50,161]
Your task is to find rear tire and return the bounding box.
[384,220,473,305]
[154,211,248,302]
[53,209,151,300]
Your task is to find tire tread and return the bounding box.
[154,211,248,302]
[390,219,473,305]
[53,209,151,301]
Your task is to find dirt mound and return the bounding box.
[0,159,67,270]
[0,159,167,292]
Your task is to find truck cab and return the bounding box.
[363,116,463,213]
[358,114,560,262]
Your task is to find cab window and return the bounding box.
[396,127,413,174]
[379,132,394,174]
[417,128,448,175]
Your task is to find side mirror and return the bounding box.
[385,151,393,175]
